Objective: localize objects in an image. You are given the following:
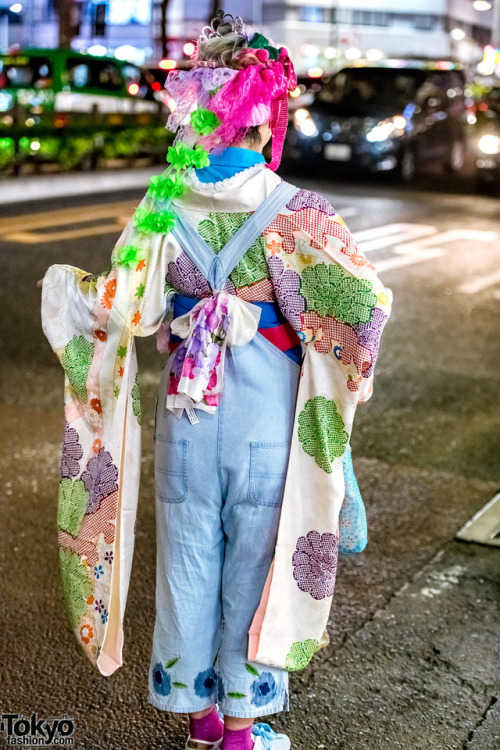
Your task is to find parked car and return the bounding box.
[474,85,500,190]
[285,60,468,181]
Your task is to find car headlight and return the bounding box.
[478,134,500,155]
[0,92,13,112]
[366,115,406,143]
[294,108,318,138]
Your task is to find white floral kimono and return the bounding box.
[41,163,392,676]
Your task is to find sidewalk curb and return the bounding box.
[0,168,156,205]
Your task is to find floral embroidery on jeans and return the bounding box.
[152,662,172,697]
[250,672,277,707]
[193,667,219,699]
[292,530,338,600]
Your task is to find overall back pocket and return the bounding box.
[248,442,291,507]
[155,437,188,503]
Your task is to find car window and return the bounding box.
[66,57,123,91]
[317,67,426,116]
[0,56,52,89]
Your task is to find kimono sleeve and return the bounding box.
[248,193,392,671]
[41,193,173,676]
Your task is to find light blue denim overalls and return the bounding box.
[148,150,365,718]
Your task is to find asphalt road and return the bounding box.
[1,171,499,750]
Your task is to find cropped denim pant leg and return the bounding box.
[148,331,301,718]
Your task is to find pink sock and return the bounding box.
[220,726,254,750]
[189,707,224,743]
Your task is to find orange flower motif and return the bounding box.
[132,310,142,326]
[118,366,124,377]
[94,329,107,342]
[90,398,102,414]
[136,259,146,272]
[101,278,117,310]
[92,439,102,453]
[267,239,282,255]
[80,624,94,644]
[87,595,94,605]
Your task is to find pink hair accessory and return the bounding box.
[255,49,270,62]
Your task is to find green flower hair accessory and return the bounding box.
[167,141,211,170]
[190,107,221,136]
[248,31,280,59]
[117,245,146,269]
[134,208,177,235]
[147,173,185,201]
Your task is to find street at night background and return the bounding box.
[1,2,500,749]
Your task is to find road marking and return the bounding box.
[356,223,499,274]
[6,222,127,244]
[457,268,500,295]
[0,200,136,243]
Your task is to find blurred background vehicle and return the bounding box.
[285,60,469,182]
[0,47,171,172]
[474,84,500,189]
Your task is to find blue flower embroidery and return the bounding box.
[333,345,342,360]
[250,672,277,707]
[94,565,103,579]
[194,668,218,699]
[101,610,108,624]
[152,662,172,697]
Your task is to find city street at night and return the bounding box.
[1,169,499,749]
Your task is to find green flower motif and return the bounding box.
[134,208,177,235]
[167,142,210,170]
[190,107,221,135]
[117,245,145,269]
[300,264,378,325]
[198,212,268,289]
[248,32,280,59]
[285,639,320,671]
[131,373,141,425]
[117,345,127,358]
[59,546,93,629]
[58,478,89,536]
[298,396,349,473]
[147,173,185,201]
[60,335,94,402]
[135,284,145,299]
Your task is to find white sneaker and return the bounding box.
[251,723,291,750]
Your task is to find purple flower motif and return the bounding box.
[94,599,104,613]
[82,448,118,513]
[104,551,113,564]
[286,189,336,216]
[353,308,388,378]
[61,422,83,478]
[268,256,305,330]
[292,530,338,600]
[166,252,212,297]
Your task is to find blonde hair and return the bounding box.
[196,30,261,70]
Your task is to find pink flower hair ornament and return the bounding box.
[164,30,297,171]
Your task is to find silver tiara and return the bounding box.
[199,10,249,43]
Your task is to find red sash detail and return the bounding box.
[168,322,301,355]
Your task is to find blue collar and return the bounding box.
[195,147,265,183]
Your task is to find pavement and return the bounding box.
[0,168,499,750]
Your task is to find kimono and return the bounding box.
[41,161,392,677]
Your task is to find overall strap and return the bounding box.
[170,180,299,291]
